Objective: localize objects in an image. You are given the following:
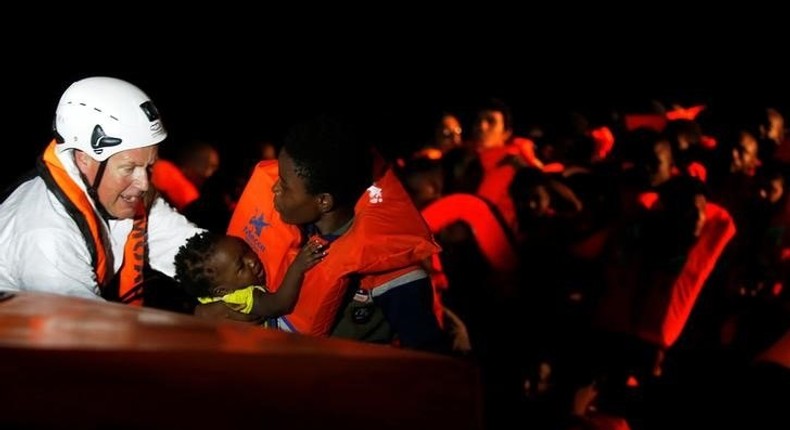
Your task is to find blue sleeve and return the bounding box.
[374,276,448,353]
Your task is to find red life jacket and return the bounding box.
[421,193,518,273]
[591,126,616,161]
[596,202,735,349]
[477,139,532,231]
[686,161,708,183]
[666,104,706,121]
[637,203,735,347]
[477,137,564,231]
[151,159,199,210]
[624,114,667,132]
[228,161,440,336]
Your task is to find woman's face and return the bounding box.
[272,148,322,226]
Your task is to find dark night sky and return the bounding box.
[3,26,787,189]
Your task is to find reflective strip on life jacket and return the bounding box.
[421,193,518,272]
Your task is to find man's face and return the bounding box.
[760,178,784,204]
[766,109,785,143]
[436,114,463,150]
[473,110,511,149]
[649,141,674,186]
[206,235,265,295]
[272,148,322,225]
[80,146,158,219]
[732,131,760,175]
[184,145,220,188]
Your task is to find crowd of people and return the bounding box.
[0,76,786,429]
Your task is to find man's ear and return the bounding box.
[317,193,334,214]
[73,150,93,172]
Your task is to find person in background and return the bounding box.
[151,140,221,212]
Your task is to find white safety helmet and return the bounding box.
[54,76,167,162]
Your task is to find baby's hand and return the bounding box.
[292,236,328,272]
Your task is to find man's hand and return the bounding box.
[194,302,262,323]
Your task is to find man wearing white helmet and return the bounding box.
[0,76,204,304]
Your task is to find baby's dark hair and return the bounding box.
[174,231,221,298]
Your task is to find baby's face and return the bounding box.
[206,236,266,294]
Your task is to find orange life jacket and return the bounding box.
[227,161,440,336]
[686,161,708,183]
[421,193,518,273]
[596,201,736,348]
[591,126,616,161]
[151,159,199,210]
[38,140,148,305]
[637,191,660,210]
[624,114,667,132]
[666,104,706,121]
[477,139,529,231]
[476,137,564,231]
[637,203,735,348]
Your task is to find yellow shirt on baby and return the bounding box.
[198,285,267,314]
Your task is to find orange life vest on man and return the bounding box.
[38,141,148,305]
[227,161,440,336]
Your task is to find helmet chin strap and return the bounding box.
[79,157,116,221]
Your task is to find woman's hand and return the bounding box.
[290,236,328,273]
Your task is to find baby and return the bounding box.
[174,231,326,324]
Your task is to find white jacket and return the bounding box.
[0,148,204,300]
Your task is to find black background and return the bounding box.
[4,21,787,189]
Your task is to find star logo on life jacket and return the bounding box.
[249,213,269,236]
[367,185,383,204]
